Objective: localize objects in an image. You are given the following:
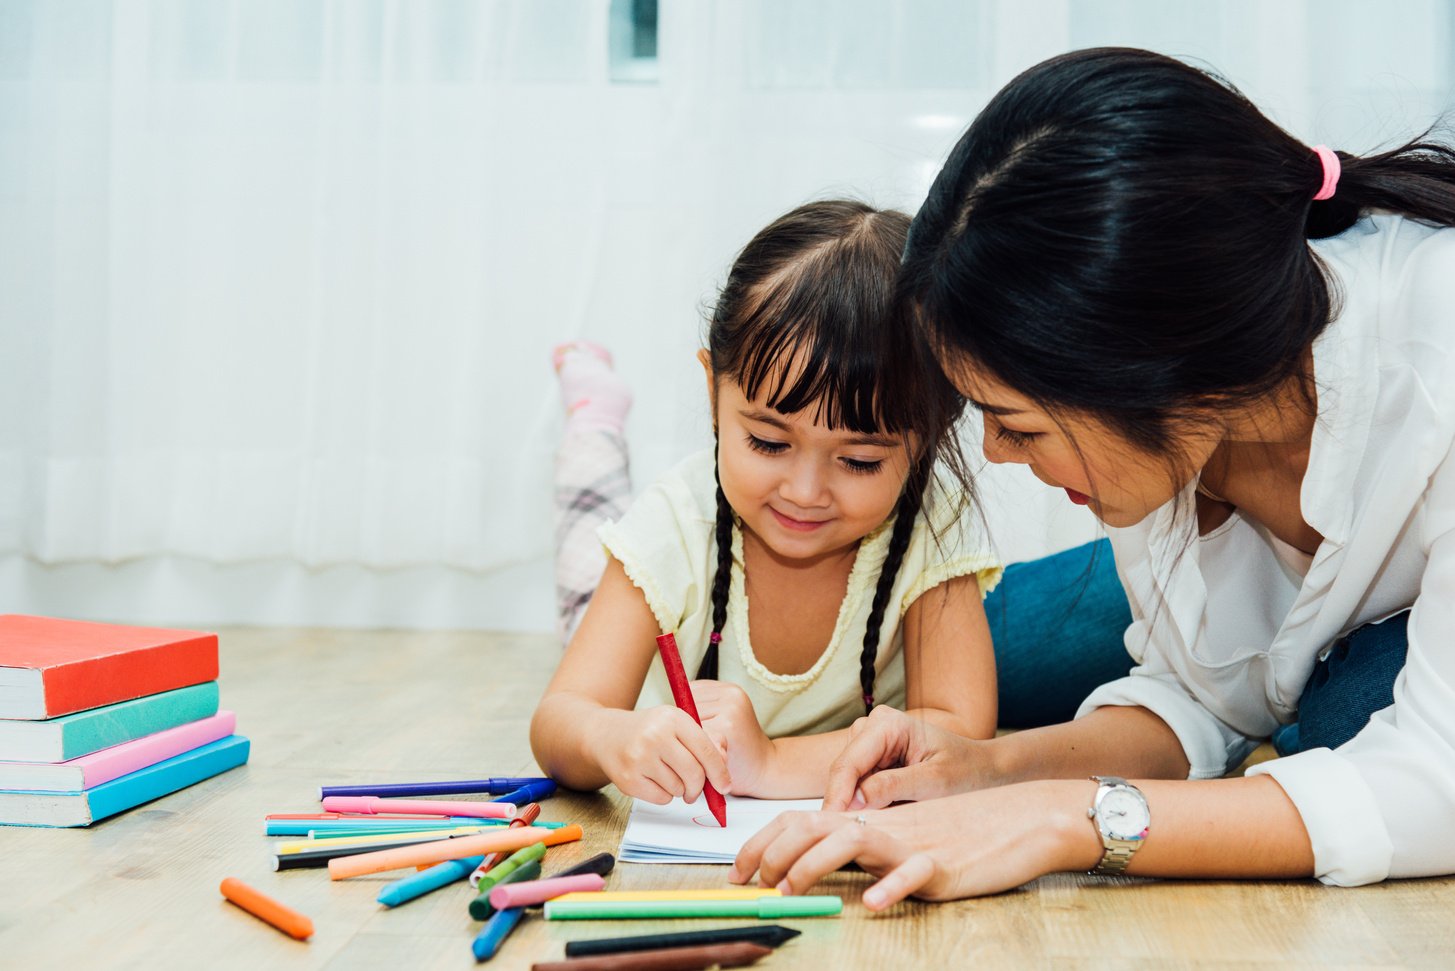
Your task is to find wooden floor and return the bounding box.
[1,627,1450,970]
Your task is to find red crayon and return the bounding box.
[654,633,727,827]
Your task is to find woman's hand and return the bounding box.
[823,705,1001,810]
[729,780,1100,908]
[584,706,732,805]
[691,679,776,797]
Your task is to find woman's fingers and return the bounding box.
[728,809,804,884]
[775,819,885,894]
[862,852,938,910]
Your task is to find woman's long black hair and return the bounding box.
[902,47,1455,453]
[696,200,963,714]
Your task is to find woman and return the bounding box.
[728,47,1455,907]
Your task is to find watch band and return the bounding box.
[1088,776,1147,876]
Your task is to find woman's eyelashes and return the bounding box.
[994,424,1040,448]
[743,434,885,474]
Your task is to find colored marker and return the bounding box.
[275,835,480,871]
[471,906,526,962]
[544,896,841,920]
[266,812,454,821]
[267,817,503,837]
[321,796,516,819]
[490,873,606,910]
[470,860,543,920]
[531,942,773,971]
[219,877,314,940]
[491,780,557,805]
[321,778,552,799]
[470,845,547,919]
[470,803,542,886]
[548,852,616,880]
[329,824,581,880]
[564,924,801,958]
[551,889,779,904]
[378,854,486,908]
[655,633,727,827]
[276,826,492,854]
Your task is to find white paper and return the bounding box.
[619,794,823,864]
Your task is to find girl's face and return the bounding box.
[954,364,1218,528]
[702,352,913,562]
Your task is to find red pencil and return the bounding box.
[654,633,727,827]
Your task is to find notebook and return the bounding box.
[0,734,250,827]
[0,711,236,792]
[0,615,218,719]
[0,681,221,763]
[619,794,823,864]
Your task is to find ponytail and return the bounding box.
[1305,136,1455,239]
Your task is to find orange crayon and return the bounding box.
[328,823,583,880]
[219,877,314,940]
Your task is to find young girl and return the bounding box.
[530,200,1003,803]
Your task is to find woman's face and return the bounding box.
[951,363,1219,528]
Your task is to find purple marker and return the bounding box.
[318,777,552,800]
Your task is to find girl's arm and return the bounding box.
[703,573,996,798]
[529,557,730,801]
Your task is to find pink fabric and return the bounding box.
[1312,145,1341,201]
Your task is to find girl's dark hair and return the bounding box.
[902,47,1455,454]
[696,200,963,714]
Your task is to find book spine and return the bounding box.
[58,682,221,762]
[82,735,250,825]
[77,711,236,789]
[42,634,219,718]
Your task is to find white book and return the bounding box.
[619,794,823,864]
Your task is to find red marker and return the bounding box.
[655,633,727,827]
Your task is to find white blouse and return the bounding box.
[1078,214,1455,887]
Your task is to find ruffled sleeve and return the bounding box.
[596,450,719,636]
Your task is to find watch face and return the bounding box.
[1099,788,1150,840]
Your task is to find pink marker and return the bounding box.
[488,873,606,910]
[321,796,516,819]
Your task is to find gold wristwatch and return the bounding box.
[1087,776,1150,875]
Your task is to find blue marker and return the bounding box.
[378,855,486,908]
[491,780,557,805]
[471,907,526,962]
[320,778,552,799]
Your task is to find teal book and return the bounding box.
[0,682,220,763]
[0,734,250,827]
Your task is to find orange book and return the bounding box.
[0,615,218,720]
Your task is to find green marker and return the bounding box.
[468,859,542,920]
[543,895,843,920]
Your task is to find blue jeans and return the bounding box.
[986,539,1136,728]
[1272,610,1410,756]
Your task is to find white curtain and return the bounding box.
[2,0,1452,630]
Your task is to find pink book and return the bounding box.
[0,711,236,792]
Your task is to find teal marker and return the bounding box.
[543,895,843,920]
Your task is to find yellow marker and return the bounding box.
[550,888,783,903]
[274,826,490,855]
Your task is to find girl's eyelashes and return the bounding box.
[994,425,1040,448]
[745,433,788,455]
[841,457,884,475]
[744,433,885,474]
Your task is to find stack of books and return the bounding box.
[0,614,250,827]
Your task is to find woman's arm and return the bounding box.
[730,774,1313,907]
[529,557,730,802]
[819,704,1190,810]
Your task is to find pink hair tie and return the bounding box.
[1312,145,1341,201]
[709,632,722,644]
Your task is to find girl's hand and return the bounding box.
[691,680,776,797]
[824,705,999,810]
[585,707,732,805]
[728,781,1098,908]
